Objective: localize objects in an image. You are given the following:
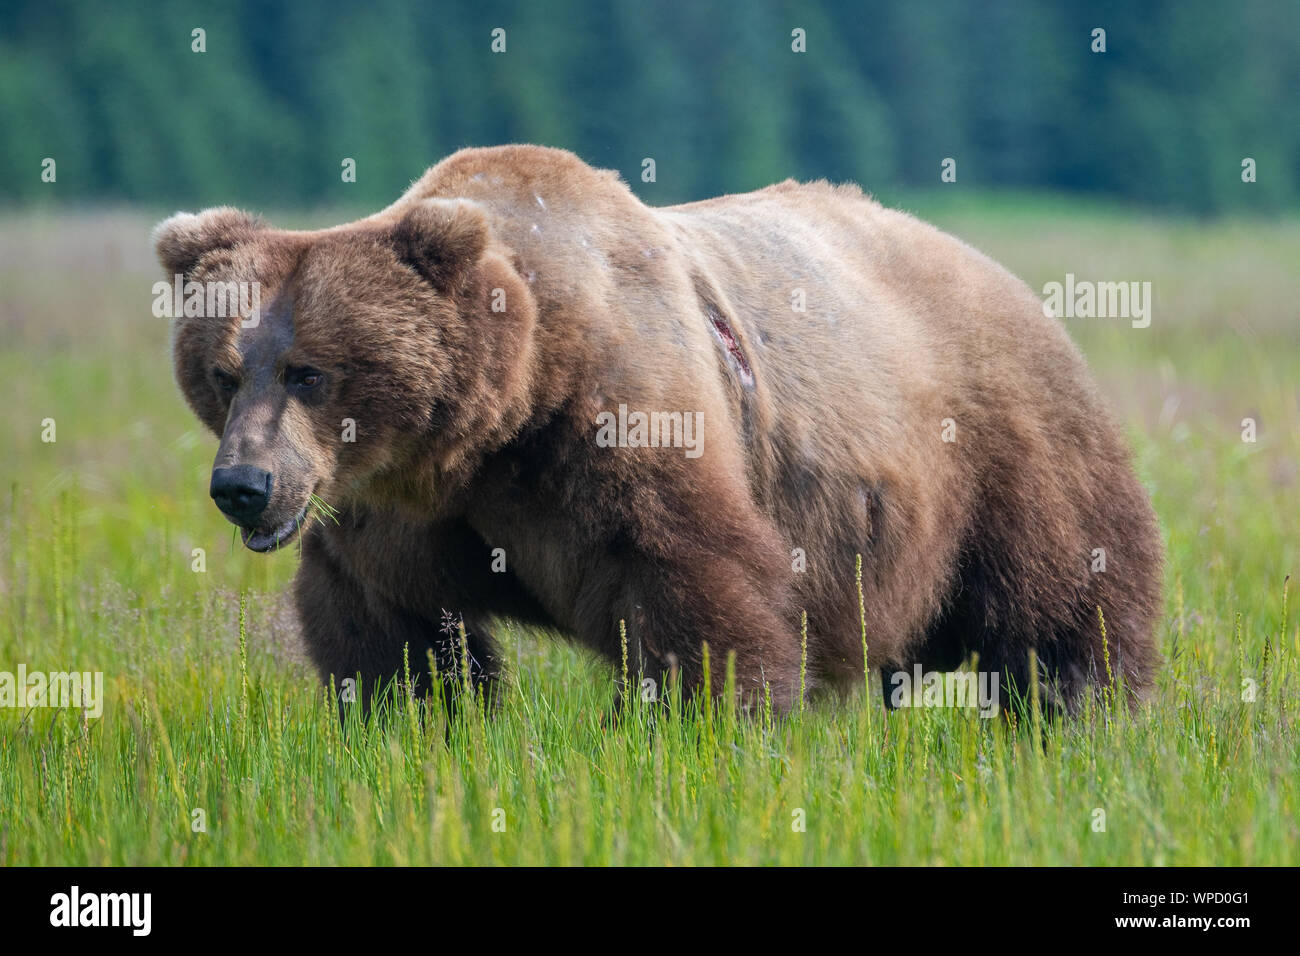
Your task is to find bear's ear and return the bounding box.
[390,198,489,293]
[152,207,263,278]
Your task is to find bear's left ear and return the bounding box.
[390,198,489,293]
[152,207,264,279]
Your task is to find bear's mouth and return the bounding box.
[240,503,310,553]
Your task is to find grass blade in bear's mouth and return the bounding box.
[240,506,309,552]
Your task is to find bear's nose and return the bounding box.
[210,466,273,524]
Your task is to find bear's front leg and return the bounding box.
[294,526,502,714]
[600,501,805,714]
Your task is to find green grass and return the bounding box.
[1,202,1297,865]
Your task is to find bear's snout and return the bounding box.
[210,465,273,525]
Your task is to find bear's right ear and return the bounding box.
[152,207,263,278]
[389,198,489,293]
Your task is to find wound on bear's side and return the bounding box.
[704,304,754,388]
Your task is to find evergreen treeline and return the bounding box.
[1,0,1296,212]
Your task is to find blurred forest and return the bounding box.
[1,0,1297,213]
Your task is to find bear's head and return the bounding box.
[154,199,537,551]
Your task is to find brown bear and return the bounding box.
[155,144,1162,715]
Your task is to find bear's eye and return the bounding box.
[213,369,239,394]
[286,366,324,391]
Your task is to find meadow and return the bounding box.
[1,199,1296,865]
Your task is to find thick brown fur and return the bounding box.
[156,145,1162,714]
